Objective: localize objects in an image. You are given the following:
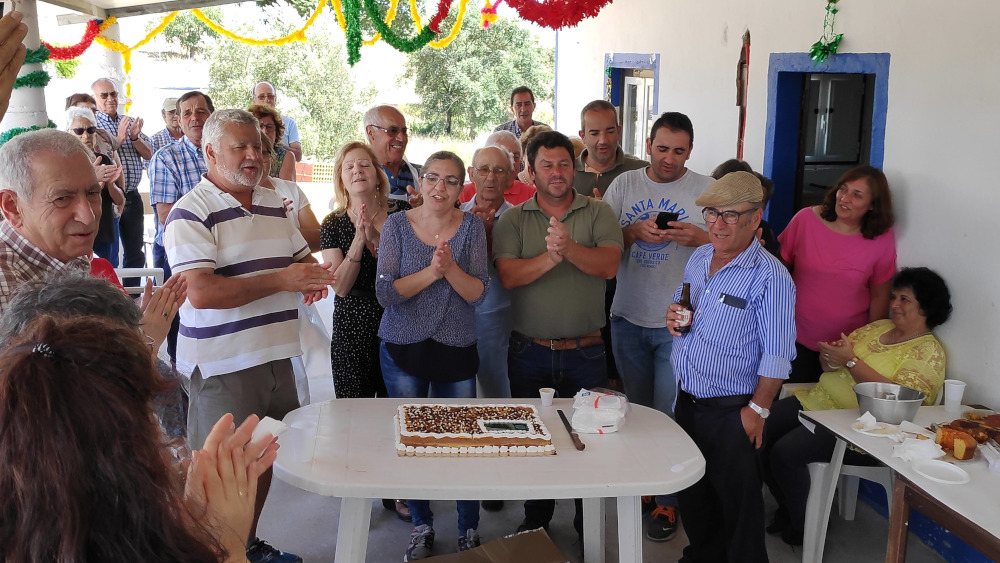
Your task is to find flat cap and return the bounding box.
[695,171,763,207]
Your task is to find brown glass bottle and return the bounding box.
[676,282,693,334]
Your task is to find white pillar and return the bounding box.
[1,0,47,130]
[97,22,127,112]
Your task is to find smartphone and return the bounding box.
[655,211,679,230]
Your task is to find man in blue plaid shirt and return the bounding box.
[92,78,152,284]
[149,91,213,281]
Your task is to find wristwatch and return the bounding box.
[846,357,859,369]
[748,400,770,419]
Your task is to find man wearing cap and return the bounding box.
[666,171,795,563]
[149,97,183,155]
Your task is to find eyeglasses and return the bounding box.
[422,173,462,188]
[371,124,408,137]
[71,126,97,135]
[256,94,276,102]
[474,166,509,177]
[702,207,756,225]
[98,91,118,100]
[260,123,276,132]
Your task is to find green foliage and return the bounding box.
[52,58,80,79]
[404,16,554,139]
[207,19,370,160]
[154,8,222,57]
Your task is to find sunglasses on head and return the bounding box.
[72,126,97,135]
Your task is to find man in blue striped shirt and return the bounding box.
[666,171,795,563]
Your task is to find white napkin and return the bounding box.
[857,411,878,431]
[892,437,945,462]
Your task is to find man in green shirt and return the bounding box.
[573,100,647,198]
[493,130,623,536]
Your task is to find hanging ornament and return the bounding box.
[480,0,502,28]
[809,0,843,66]
[504,0,614,30]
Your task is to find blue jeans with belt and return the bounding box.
[380,341,480,534]
[507,332,608,531]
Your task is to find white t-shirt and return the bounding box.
[269,178,312,232]
[602,167,713,328]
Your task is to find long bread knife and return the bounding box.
[557,409,585,451]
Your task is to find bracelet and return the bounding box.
[129,136,138,142]
[346,255,362,263]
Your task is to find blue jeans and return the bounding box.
[152,241,173,280]
[610,316,678,508]
[507,333,607,529]
[380,341,480,534]
[474,306,511,398]
[92,217,120,268]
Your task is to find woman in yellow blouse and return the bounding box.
[762,267,952,546]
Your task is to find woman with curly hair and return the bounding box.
[247,103,296,181]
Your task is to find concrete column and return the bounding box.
[1,0,47,130]
[97,21,127,112]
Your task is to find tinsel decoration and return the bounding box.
[344,0,364,65]
[23,45,50,65]
[504,0,614,30]
[347,0,449,64]
[13,70,50,89]
[42,18,113,60]
[480,0,500,28]
[809,0,843,65]
[0,120,57,146]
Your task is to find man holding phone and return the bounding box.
[600,111,712,542]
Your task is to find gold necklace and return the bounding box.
[886,328,931,345]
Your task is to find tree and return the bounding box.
[404,16,553,139]
[153,8,222,58]
[207,19,371,160]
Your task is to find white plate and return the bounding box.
[911,459,971,484]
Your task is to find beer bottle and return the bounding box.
[676,282,693,334]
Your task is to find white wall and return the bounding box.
[555,1,1000,407]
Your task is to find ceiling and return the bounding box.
[48,0,242,21]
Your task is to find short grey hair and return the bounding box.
[362,105,403,142]
[91,77,116,90]
[0,129,91,201]
[0,271,141,347]
[471,144,515,171]
[64,107,97,131]
[202,109,259,159]
[486,130,521,156]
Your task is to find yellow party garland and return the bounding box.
[408,0,468,48]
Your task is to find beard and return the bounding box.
[218,160,262,188]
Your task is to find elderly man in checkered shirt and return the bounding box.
[91,78,152,284]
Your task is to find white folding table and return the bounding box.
[274,397,705,563]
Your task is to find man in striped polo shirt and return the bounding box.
[164,109,333,563]
[666,171,795,563]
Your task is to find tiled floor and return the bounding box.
[257,476,947,562]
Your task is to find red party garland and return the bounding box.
[505,0,615,30]
[41,20,102,60]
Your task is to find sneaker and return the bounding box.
[246,538,303,563]
[404,524,435,561]
[481,499,504,512]
[646,506,678,542]
[457,528,480,552]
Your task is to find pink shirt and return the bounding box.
[778,208,896,350]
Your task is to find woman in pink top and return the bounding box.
[778,166,896,383]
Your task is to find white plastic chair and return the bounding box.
[790,382,942,562]
[113,267,164,296]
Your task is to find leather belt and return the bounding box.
[513,330,603,351]
[678,389,752,409]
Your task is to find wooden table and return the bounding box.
[800,406,1000,562]
[274,398,705,563]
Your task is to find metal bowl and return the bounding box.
[854,382,925,424]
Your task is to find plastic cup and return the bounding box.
[539,387,555,407]
[943,380,966,413]
[283,420,317,463]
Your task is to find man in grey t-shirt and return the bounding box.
[601,112,712,542]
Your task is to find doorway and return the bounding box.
[603,53,660,158]
[762,53,889,232]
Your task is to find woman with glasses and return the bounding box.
[375,151,489,560]
[247,103,295,181]
[65,106,125,267]
[777,165,896,383]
